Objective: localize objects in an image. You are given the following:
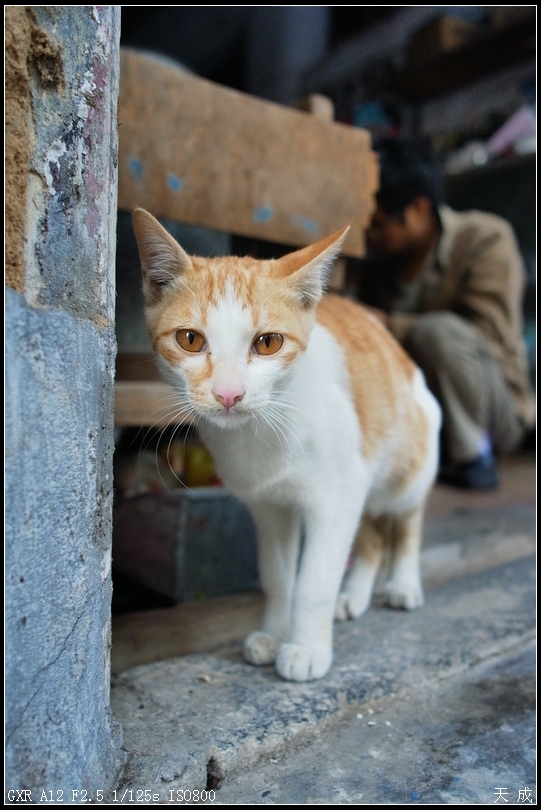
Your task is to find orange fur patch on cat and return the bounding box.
[316,294,428,488]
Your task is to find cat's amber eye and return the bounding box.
[175,329,207,353]
[253,333,284,356]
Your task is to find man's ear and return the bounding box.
[413,197,432,216]
[404,196,434,233]
[409,196,433,218]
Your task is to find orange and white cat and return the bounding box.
[133,208,441,682]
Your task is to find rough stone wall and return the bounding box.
[5,6,125,796]
[5,6,33,291]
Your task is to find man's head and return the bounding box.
[367,137,444,257]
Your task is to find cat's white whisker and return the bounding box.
[262,406,305,454]
[136,392,194,427]
[250,411,296,492]
[270,394,326,431]
[132,394,199,488]
[161,422,189,490]
[258,406,297,461]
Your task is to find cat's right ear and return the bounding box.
[132,208,193,302]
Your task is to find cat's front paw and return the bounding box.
[384,578,424,610]
[335,591,371,621]
[275,642,332,682]
[243,631,280,666]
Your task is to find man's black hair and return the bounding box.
[374,136,445,218]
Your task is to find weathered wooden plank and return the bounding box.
[117,48,377,257]
[115,352,161,382]
[111,592,263,674]
[114,381,192,427]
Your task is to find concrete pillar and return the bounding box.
[5,6,124,797]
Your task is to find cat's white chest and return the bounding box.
[203,427,301,503]
[198,324,363,506]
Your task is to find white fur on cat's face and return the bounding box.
[133,208,349,430]
[158,275,309,429]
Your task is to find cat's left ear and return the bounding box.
[132,208,193,302]
[276,225,350,308]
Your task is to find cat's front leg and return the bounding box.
[243,503,301,667]
[276,495,364,682]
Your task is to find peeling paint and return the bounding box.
[44,138,67,196]
[22,6,119,323]
[168,174,184,191]
[129,158,144,179]
[290,214,321,234]
[253,205,274,223]
[101,548,112,583]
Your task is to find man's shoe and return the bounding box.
[438,454,499,490]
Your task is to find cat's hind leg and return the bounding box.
[335,514,385,620]
[243,503,301,666]
[384,502,425,610]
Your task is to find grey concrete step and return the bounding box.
[110,502,535,675]
[109,501,535,804]
[211,639,536,805]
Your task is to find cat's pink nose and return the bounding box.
[213,388,245,412]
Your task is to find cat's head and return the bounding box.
[133,208,349,429]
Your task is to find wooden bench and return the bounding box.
[115,48,378,427]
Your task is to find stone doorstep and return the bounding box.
[109,545,535,801]
[112,502,536,675]
[210,639,536,805]
[111,451,535,675]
